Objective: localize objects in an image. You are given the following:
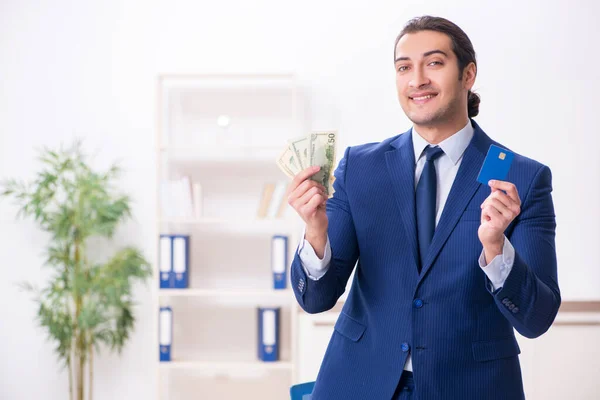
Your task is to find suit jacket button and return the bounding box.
[401,342,410,352]
[502,298,509,305]
[413,299,424,308]
[512,307,519,314]
[508,304,515,310]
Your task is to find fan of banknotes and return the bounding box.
[276,131,338,197]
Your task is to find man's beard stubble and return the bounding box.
[406,96,458,127]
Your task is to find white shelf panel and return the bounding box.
[160,217,293,225]
[159,288,294,299]
[159,364,292,399]
[161,74,297,91]
[159,361,293,371]
[160,217,298,233]
[160,145,283,163]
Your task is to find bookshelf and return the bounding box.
[154,74,305,399]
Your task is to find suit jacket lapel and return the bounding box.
[385,128,420,272]
[417,120,492,281]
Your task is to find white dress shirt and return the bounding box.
[297,120,515,372]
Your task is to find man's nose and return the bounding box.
[409,67,430,88]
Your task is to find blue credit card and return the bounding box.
[476,144,514,185]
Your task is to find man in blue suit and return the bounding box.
[287,16,560,400]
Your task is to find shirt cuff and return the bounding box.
[297,226,332,281]
[478,235,515,291]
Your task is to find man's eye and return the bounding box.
[397,66,409,72]
[429,61,443,66]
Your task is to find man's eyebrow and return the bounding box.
[394,49,449,63]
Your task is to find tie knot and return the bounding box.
[424,146,444,162]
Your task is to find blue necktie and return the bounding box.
[416,145,444,272]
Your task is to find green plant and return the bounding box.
[1,141,152,400]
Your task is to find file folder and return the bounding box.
[159,235,173,288]
[258,307,280,362]
[159,306,173,362]
[172,235,190,289]
[271,235,288,290]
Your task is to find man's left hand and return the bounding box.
[478,180,521,263]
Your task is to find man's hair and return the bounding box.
[394,16,480,118]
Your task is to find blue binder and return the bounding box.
[159,306,173,362]
[271,235,288,290]
[257,307,280,362]
[172,235,190,289]
[159,235,173,288]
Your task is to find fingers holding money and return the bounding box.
[287,167,327,217]
[296,188,326,221]
[288,177,327,205]
[297,185,325,207]
[297,178,326,197]
[290,165,321,191]
[303,190,326,213]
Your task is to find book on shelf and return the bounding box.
[159,306,173,362]
[257,181,288,219]
[257,307,280,362]
[160,176,203,219]
[159,235,174,288]
[271,235,288,290]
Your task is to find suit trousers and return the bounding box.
[392,371,415,400]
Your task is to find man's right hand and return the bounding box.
[287,166,329,257]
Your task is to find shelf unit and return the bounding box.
[154,74,306,400]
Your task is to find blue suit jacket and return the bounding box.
[291,120,561,400]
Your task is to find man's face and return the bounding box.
[394,30,471,127]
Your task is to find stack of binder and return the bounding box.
[159,234,190,289]
[159,306,173,362]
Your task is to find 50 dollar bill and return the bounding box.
[276,130,338,198]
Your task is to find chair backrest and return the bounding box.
[290,381,316,400]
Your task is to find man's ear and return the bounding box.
[463,62,477,91]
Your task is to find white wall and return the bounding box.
[0,0,598,399]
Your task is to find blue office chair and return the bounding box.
[290,381,315,400]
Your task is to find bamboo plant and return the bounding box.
[0,141,152,400]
